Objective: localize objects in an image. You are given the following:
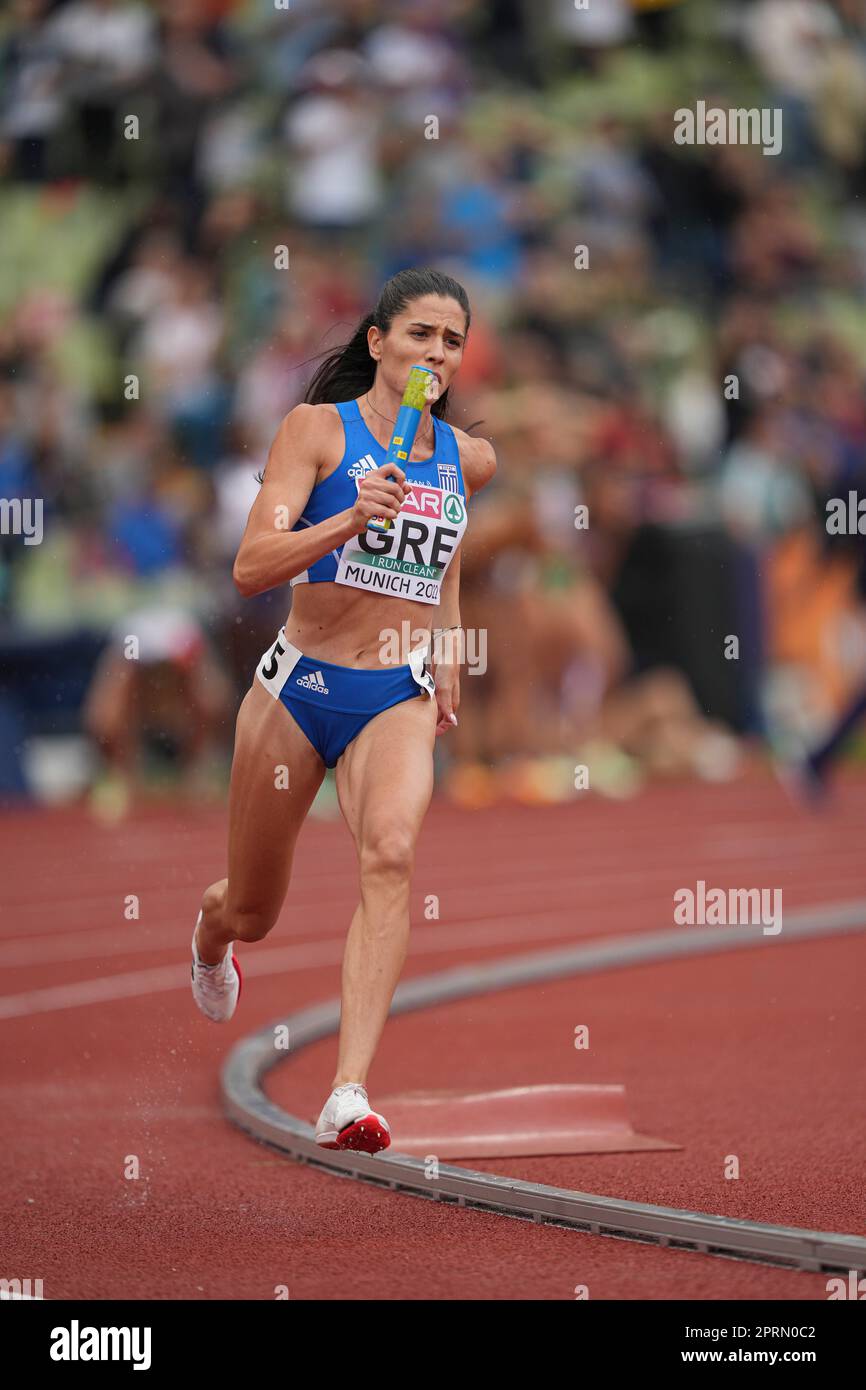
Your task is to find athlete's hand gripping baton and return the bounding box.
[366,365,440,533]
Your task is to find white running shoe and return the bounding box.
[314,1083,391,1154]
[190,911,242,1022]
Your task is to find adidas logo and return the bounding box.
[296,670,329,694]
[348,453,378,480]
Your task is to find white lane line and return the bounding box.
[0,876,365,936]
[0,871,705,967]
[0,910,622,1019]
[0,922,330,967]
[6,861,866,966]
[1,897,865,1021]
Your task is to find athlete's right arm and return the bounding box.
[232,404,408,597]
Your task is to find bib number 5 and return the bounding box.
[261,638,285,682]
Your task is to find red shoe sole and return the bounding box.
[332,1115,391,1155]
[232,953,242,1000]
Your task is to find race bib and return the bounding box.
[255,628,302,697]
[335,482,468,605]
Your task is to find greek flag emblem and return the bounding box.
[437,463,459,493]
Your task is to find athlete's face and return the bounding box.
[370,295,467,398]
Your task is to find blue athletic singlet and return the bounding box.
[254,398,467,766]
[289,398,469,605]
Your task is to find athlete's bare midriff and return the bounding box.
[283,583,435,667]
[281,399,447,669]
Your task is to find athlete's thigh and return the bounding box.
[335,692,437,851]
[226,679,325,918]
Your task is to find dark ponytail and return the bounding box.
[303,266,472,422]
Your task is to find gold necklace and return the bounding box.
[362,393,435,452]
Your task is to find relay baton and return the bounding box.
[367,365,440,533]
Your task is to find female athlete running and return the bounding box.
[190,268,496,1153]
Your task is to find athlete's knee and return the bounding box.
[360,828,415,881]
[201,879,228,921]
[224,904,279,943]
[205,880,278,942]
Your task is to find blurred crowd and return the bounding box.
[3,0,866,809]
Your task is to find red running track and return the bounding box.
[1,773,864,1300]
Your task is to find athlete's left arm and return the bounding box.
[431,436,497,736]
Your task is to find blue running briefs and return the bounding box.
[255,628,436,768]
